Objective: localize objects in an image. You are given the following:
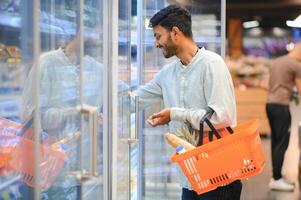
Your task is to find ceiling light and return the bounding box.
[243,20,259,29]
[249,27,262,36]
[272,27,286,37]
[286,14,301,28]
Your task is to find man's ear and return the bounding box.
[171,26,181,41]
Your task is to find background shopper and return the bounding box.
[266,42,301,191]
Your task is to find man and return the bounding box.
[266,42,301,192]
[136,5,240,200]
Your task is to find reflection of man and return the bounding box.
[266,43,301,192]
[136,5,240,199]
[22,35,103,140]
[21,35,105,199]
[22,32,129,198]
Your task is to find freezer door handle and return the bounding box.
[128,92,139,143]
[78,104,98,177]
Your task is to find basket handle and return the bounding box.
[197,108,234,146]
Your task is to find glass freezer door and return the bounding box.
[114,0,139,199]
[74,0,105,199]
[14,0,104,199]
[0,1,35,199]
[0,0,106,199]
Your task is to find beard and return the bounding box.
[161,36,177,58]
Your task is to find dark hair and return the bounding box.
[149,5,192,38]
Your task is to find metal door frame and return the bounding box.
[32,0,41,199]
[103,0,119,199]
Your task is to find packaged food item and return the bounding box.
[175,145,186,154]
[5,46,21,64]
[0,47,9,63]
[164,132,195,151]
[5,46,21,59]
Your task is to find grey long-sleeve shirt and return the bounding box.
[137,47,236,133]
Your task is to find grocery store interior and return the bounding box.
[1,0,301,199]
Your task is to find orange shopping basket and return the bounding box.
[0,118,67,190]
[0,118,23,168]
[7,135,67,190]
[171,108,265,194]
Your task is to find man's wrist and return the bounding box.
[170,107,186,121]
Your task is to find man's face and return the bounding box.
[153,25,177,58]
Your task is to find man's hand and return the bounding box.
[147,108,171,127]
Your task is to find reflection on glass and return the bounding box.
[0,1,32,199]
[0,0,104,199]
[22,35,104,141]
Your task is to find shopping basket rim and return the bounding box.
[170,119,260,163]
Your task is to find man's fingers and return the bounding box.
[146,118,155,126]
[151,113,161,119]
[147,118,157,126]
[147,117,161,126]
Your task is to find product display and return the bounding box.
[0,44,9,63]
[0,43,23,121]
[225,55,271,134]
[5,46,21,64]
[0,44,21,64]
[225,55,269,88]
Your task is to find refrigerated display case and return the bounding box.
[0,0,106,199]
[0,0,24,122]
[0,1,33,199]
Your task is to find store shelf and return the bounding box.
[0,12,98,38]
[0,95,21,121]
[0,13,20,29]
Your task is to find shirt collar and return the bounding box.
[180,47,204,69]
